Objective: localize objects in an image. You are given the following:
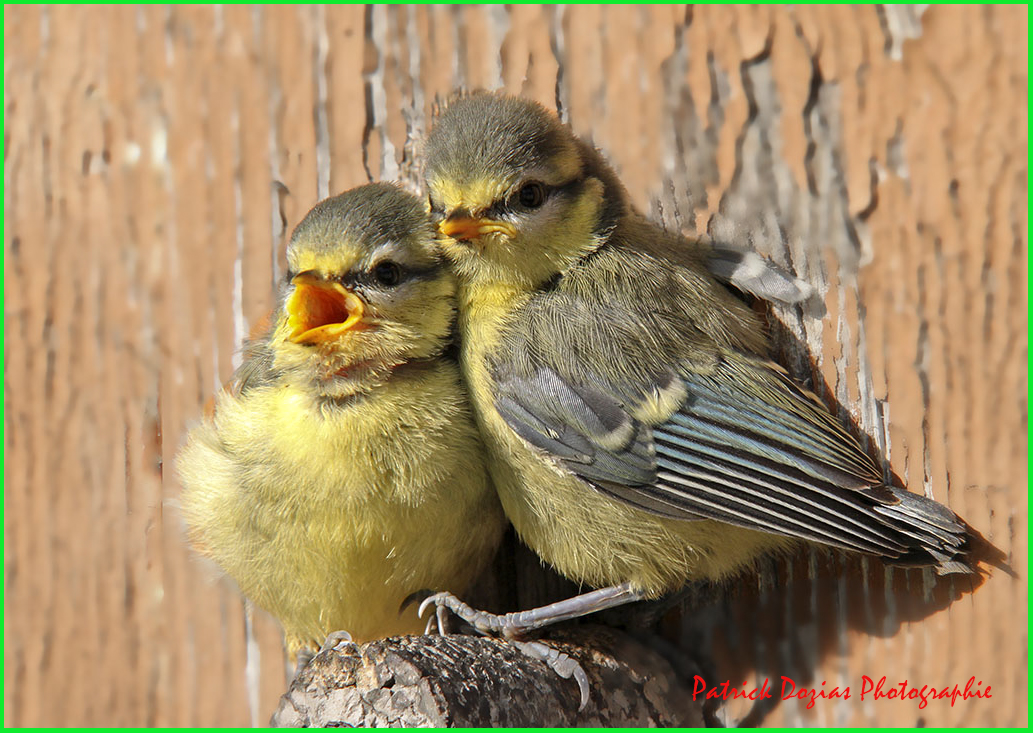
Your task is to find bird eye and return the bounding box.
[372,261,402,287]
[517,181,546,209]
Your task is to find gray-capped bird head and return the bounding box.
[424,92,628,289]
[272,182,456,397]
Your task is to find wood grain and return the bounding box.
[4,5,1026,726]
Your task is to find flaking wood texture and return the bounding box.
[4,5,1026,726]
[273,627,705,727]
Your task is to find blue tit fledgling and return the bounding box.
[176,182,506,660]
[417,91,972,635]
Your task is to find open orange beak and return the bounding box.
[439,216,516,242]
[286,271,365,345]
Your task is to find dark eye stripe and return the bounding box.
[338,262,442,290]
[389,262,441,285]
[489,175,586,218]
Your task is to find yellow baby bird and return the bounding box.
[177,182,506,661]
[418,92,972,638]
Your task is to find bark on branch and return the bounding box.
[271,626,704,727]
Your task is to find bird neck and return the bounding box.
[455,279,531,348]
[312,355,443,406]
[457,278,528,318]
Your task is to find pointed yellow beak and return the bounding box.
[286,271,366,345]
[439,216,516,241]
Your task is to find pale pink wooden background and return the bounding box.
[4,5,1026,725]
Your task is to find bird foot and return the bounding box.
[417,591,517,637]
[512,639,591,711]
[320,629,357,653]
[423,602,454,636]
[292,632,348,679]
[417,582,644,639]
[417,592,591,711]
[416,584,647,712]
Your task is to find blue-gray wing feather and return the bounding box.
[492,353,967,568]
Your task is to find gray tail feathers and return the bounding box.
[874,488,975,575]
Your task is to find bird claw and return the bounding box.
[418,583,644,639]
[418,592,591,711]
[422,602,453,636]
[513,640,591,712]
[320,629,356,653]
[417,591,507,636]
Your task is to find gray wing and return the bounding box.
[493,352,968,569]
[495,366,694,520]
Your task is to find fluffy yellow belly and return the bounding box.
[177,366,505,657]
[478,402,790,594]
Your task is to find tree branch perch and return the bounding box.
[271,626,704,727]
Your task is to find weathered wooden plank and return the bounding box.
[4,5,1025,726]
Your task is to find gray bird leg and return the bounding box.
[417,583,645,712]
[417,582,645,638]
